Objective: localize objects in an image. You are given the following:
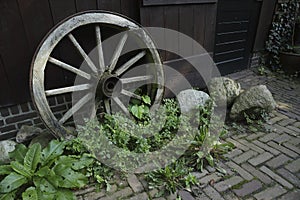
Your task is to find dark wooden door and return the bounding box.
[213,0,262,75]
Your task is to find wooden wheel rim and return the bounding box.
[30,11,164,139]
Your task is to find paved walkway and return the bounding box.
[76,69,300,200]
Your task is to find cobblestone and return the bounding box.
[226,161,253,181]
[260,166,294,189]
[232,150,258,164]
[203,185,225,200]
[238,139,265,153]
[241,163,273,184]
[282,142,300,154]
[259,133,279,143]
[252,140,280,155]
[285,158,300,173]
[266,154,292,169]
[254,185,287,200]
[248,152,273,166]
[277,168,300,188]
[127,174,144,193]
[214,176,244,192]
[198,173,222,185]
[278,189,300,200]
[267,141,298,158]
[233,180,262,197]
[126,192,148,200]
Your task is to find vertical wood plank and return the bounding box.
[49,0,77,24]
[253,0,276,51]
[179,5,194,57]
[75,0,97,12]
[193,5,206,48]
[18,0,54,57]
[164,6,179,60]
[97,0,121,13]
[0,0,31,104]
[0,55,13,106]
[204,4,217,53]
[120,0,140,22]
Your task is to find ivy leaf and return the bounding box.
[0,190,16,200]
[130,105,143,119]
[10,161,32,178]
[53,164,88,188]
[8,144,27,163]
[24,143,41,172]
[142,95,151,105]
[56,189,76,200]
[41,140,65,166]
[22,187,38,200]
[0,165,13,175]
[0,173,27,193]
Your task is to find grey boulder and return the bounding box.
[230,85,277,120]
[177,89,210,113]
[16,125,42,143]
[0,140,17,164]
[208,77,241,106]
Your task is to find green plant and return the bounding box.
[146,159,196,195]
[0,139,114,200]
[0,141,90,200]
[266,0,300,69]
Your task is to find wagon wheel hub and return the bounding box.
[98,74,122,98]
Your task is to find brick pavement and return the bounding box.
[75,69,300,199]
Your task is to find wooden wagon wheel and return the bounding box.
[30,11,164,139]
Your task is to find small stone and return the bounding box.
[16,125,42,143]
[177,89,210,113]
[208,77,241,106]
[0,140,17,164]
[29,130,55,148]
[230,85,277,120]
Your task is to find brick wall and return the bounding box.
[0,94,71,141]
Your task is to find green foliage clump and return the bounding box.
[266,0,300,69]
[0,139,112,200]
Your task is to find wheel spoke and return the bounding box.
[108,33,128,72]
[104,99,111,114]
[48,57,91,80]
[112,97,130,116]
[115,51,146,76]
[59,93,93,124]
[45,84,91,96]
[68,33,98,73]
[121,75,153,84]
[95,25,105,73]
[121,89,142,100]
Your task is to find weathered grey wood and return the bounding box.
[108,33,128,72]
[112,97,130,116]
[121,75,153,84]
[121,89,142,100]
[104,99,111,114]
[48,57,91,80]
[95,25,105,73]
[45,84,91,96]
[115,51,146,76]
[59,93,93,124]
